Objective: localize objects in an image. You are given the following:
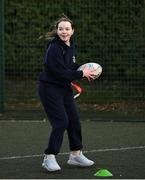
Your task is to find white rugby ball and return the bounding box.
[78,62,102,80]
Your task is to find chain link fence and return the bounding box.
[0,0,145,120]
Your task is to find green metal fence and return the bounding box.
[1,0,145,120]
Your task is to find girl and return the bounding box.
[38,15,95,172]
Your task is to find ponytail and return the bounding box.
[38,14,74,41]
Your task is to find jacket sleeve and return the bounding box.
[44,44,83,82]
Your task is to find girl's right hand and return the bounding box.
[82,66,96,81]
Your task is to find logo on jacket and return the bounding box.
[73,56,76,63]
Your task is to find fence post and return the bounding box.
[0,0,4,114]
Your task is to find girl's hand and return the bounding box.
[82,66,96,81]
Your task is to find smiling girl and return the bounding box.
[38,15,95,172]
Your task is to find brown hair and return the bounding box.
[39,14,74,41]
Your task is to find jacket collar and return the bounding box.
[53,34,74,49]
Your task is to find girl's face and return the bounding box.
[57,21,74,45]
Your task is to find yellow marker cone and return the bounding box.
[94,169,113,177]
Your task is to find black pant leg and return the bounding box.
[64,89,83,151]
[38,83,68,155]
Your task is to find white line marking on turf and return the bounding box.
[0,145,145,160]
[0,120,47,123]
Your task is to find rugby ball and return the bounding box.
[78,62,102,80]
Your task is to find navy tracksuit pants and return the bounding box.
[38,82,83,155]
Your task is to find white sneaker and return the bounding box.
[67,152,94,167]
[42,154,61,172]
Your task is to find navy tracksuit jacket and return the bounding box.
[38,35,83,155]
